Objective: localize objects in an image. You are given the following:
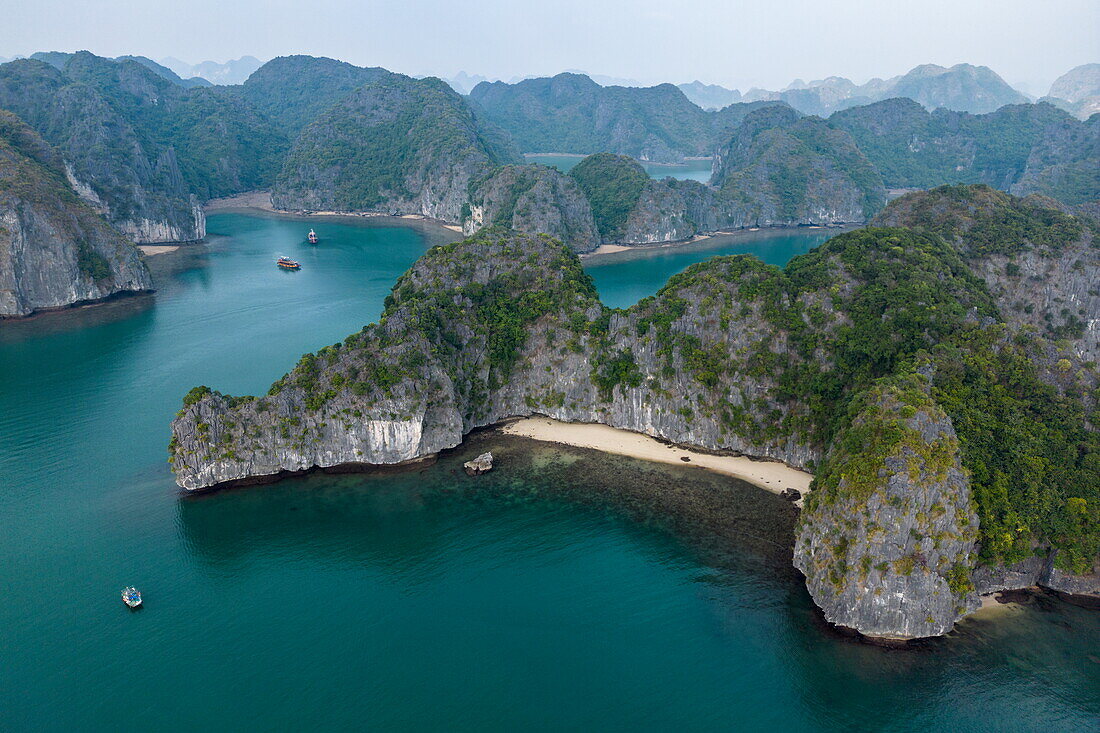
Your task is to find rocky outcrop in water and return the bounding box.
[0,111,151,317]
[464,452,494,476]
[169,229,824,490]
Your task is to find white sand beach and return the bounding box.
[502,417,813,506]
[138,245,179,256]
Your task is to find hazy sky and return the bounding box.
[3,0,1097,93]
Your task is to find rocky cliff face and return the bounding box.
[0,53,286,243]
[463,165,599,252]
[170,190,1098,639]
[0,59,202,242]
[794,378,980,639]
[170,230,824,488]
[0,111,151,317]
[619,181,696,244]
[168,225,999,492]
[272,75,520,221]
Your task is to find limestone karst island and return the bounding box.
[2,2,1098,729]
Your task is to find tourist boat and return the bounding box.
[307,229,318,244]
[277,256,301,270]
[121,586,142,608]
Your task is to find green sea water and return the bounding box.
[0,213,1097,731]
[524,154,714,182]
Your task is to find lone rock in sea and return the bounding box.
[464,453,494,476]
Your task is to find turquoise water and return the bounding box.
[586,229,838,308]
[525,154,714,182]
[0,213,1097,731]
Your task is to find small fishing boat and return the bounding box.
[121,586,142,608]
[277,256,301,270]
[307,229,318,244]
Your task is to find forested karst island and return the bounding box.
[170,184,1099,640]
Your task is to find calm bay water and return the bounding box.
[585,229,839,309]
[0,213,1096,731]
[525,154,714,182]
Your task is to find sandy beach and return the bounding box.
[579,224,854,260]
[138,245,180,256]
[502,417,813,505]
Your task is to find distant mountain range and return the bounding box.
[160,56,264,86]
[1040,64,1100,120]
[680,63,1033,116]
[12,52,269,87]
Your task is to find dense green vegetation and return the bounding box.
[0,52,288,233]
[237,55,390,136]
[61,52,289,200]
[782,228,996,432]
[930,327,1099,572]
[1009,114,1100,206]
[644,222,1097,572]
[829,99,1097,204]
[714,106,886,220]
[569,154,649,240]
[874,184,1086,256]
[275,75,519,211]
[470,72,785,162]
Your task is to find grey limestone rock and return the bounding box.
[464,452,494,476]
[794,381,981,639]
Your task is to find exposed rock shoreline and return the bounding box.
[173,418,1093,645]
